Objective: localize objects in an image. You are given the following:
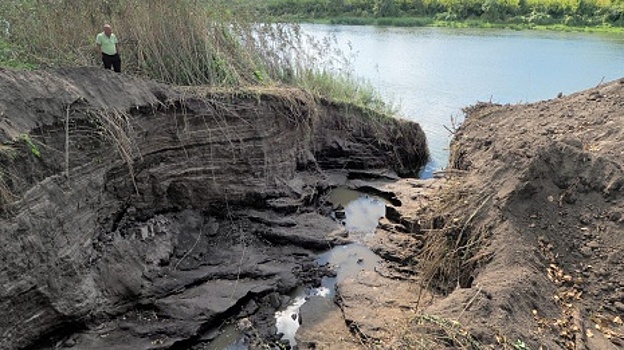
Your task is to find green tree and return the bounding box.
[374,0,399,16]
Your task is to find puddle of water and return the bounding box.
[317,243,381,295]
[274,286,306,347]
[273,188,386,346]
[328,187,386,238]
[328,187,362,205]
[275,295,306,348]
[274,243,383,347]
[274,286,331,347]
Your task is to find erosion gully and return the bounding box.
[210,187,387,349]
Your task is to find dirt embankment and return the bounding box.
[6,68,623,350]
[402,80,624,349]
[0,68,428,350]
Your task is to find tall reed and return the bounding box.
[0,0,393,114]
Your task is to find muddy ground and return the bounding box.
[2,67,624,350]
[0,67,428,350]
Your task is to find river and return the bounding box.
[300,24,624,177]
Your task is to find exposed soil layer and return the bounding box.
[406,80,624,349]
[0,68,428,350]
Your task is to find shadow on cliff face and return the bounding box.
[0,67,428,350]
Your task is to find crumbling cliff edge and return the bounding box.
[0,67,428,350]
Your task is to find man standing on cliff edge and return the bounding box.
[96,24,121,73]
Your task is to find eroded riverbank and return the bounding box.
[6,67,623,350]
[0,67,428,350]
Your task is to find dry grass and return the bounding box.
[92,109,141,193]
[1,0,254,85]
[414,119,493,295]
[0,171,15,208]
[177,84,319,137]
[402,314,485,350]
[0,145,17,210]
[170,85,324,193]
[417,175,493,295]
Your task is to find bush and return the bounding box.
[527,10,556,24]
[256,0,624,28]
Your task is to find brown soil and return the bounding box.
[427,80,624,350]
[346,80,624,350]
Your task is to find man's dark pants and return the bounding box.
[102,53,121,73]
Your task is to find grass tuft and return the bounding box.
[417,175,493,294]
[404,314,485,350]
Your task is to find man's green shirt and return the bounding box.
[96,32,118,55]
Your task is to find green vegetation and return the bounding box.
[0,0,395,115]
[20,134,40,158]
[514,339,530,349]
[0,38,36,69]
[258,0,624,31]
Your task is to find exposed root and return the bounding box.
[93,109,141,194]
[417,174,493,295]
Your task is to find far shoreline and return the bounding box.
[270,16,624,34]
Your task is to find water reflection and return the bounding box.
[328,187,386,237]
[274,244,381,348]
[275,295,306,348]
[274,287,330,348]
[317,243,381,297]
[344,196,385,235]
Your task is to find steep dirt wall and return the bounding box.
[0,68,428,350]
[418,80,624,349]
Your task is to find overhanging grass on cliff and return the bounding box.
[0,0,395,116]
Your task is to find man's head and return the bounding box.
[103,24,112,37]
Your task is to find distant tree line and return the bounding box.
[261,0,624,26]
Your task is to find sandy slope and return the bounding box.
[412,78,624,349]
